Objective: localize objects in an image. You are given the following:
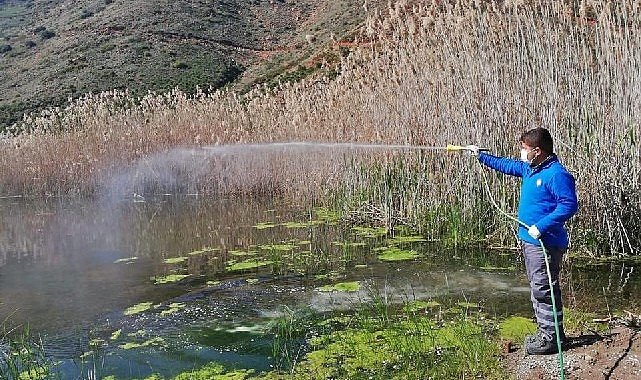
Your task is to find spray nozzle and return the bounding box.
[446,144,490,153]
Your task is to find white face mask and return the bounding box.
[520,148,536,163]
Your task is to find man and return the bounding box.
[467,127,579,355]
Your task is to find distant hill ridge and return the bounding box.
[0,0,374,130]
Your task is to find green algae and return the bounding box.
[163,256,188,264]
[110,329,122,340]
[154,274,190,284]
[313,207,340,223]
[127,330,147,338]
[387,235,427,244]
[161,303,186,315]
[352,226,387,238]
[376,246,420,261]
[227,260,273,272]
[281,220,322,228]
[140,362,254,380]
[403,300,442,312]
[259,243,297,251]
[298,315,502,379]
[187,247,220,255]
[332,241,367,248]
[480,265,516,271]
[229,249,259,256]
[124,302,153,316]
[119,337,165,350]
[499,316,537,342]
[317,281,360,292]
[17,366,48,380]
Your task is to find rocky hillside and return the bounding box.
[0,0,375,130]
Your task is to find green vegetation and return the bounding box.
[498,316,537,343]
[317,281,360,292]
[124,302,153,316]
[119,300,506,380]
[227,260,273,272]
[154,274,190,284]
[0,324,52,380]
[163,256,188,264]
[376,246,420,261]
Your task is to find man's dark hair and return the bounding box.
[520,128,554,153]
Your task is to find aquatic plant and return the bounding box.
[0,325,53,380]
[124,302,153,316]
[268,307,317,373]
[154,274,190,284]
[316,281,360,292]
[226,260,273,272]
[163,257,188,264]
[375,246,420,262]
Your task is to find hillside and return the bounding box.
[0,0,374,130]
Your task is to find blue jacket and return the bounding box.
[478,152,578,247]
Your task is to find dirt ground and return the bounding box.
[503,324,641,379]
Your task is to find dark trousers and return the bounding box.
[522,241,566,339]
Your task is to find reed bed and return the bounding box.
[1,0,639,256]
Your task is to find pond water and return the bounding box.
[1,195,639,379]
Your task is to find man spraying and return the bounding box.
[467,127,579,355]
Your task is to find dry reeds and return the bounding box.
[1,0,639,255]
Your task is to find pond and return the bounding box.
[1,195,639,379]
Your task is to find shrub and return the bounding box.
[172,59,189,69]
[39,29,55,40]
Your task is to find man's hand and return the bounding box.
[528,225,541,239]
[464,145,480,156]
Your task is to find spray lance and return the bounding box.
[447,143,566,380]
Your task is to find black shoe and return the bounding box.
[526,329,567,346]
[525,329,546,344]
[525,332,564,355]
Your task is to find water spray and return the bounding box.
[218,142,492,152]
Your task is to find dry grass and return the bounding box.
[1,0,639,255]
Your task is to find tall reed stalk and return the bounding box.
[1,0,639,256]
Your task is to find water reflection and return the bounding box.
[0,196,305,333]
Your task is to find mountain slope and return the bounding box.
[0,0,373,130]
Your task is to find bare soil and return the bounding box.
[504,325,641,379]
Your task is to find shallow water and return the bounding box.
[0,196,639,378]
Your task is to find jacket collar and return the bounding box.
[531,154,557,172]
